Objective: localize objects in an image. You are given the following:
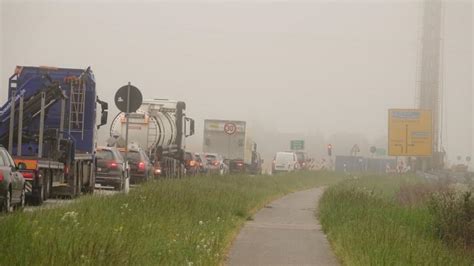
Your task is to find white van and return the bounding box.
[272,152,298,173]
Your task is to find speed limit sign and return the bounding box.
[224,123,237,135]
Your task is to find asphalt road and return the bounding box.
[226,187,338,266]
[23,185,124,212]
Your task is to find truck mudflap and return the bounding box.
[24,180,33,194]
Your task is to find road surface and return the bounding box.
[226,187,338,266]
[23,185,122,212]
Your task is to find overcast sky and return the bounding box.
[1,0,472,165]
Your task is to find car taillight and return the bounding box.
[213,161,219,166]
[108,162,118,169]
[0,172,3,182]
[138,162,145,171]
[190,160,196,167]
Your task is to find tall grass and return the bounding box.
[0,171,342,265]
[319,175,473,266]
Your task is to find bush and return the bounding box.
[319,176,473,265]
[429,190,474,248]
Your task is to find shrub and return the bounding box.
[429,189,474,248]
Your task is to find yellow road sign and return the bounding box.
[388,109,433,156]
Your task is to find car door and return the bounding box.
[0,149,18,202]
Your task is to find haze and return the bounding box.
[1,0,472,167]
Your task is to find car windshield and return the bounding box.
[184,153,193,160]
[96,150,114,160]
[206,155,216,161]
[296,153,305,161]
[276,153,294,163]
[120,151,141,162]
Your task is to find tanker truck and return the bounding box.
[109,99,195,178]
[0,66,108,204]
[203,119,262,174]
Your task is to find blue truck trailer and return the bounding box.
[0,66,108,204]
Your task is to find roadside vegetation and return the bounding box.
[319,174,474,265]
[0,171,342,266]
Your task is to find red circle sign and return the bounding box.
[224,123,237,135]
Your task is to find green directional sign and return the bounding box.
[290,140,305,151]
[375,148,387,156]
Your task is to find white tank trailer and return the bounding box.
[110,99,195,177]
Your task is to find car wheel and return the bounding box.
[18,186,26,211]
[2,189,13,213]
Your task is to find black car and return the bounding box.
[119,148,153,184]
[184,152,200,176]
[0,147,25,212]
[95,147,126,190]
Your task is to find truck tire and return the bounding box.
[31,185,44,206]
[43,171,51,201]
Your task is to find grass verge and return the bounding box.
[0,171,342,265]
[319,175,473,265]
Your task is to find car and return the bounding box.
[294,151,308,170]
[205,153,229,175]
[194,153,209,174]
[95,146,126,190]
[119,147,154,184]
[272,152,298,174]
[184,152,200,176]
[0,146,26,212]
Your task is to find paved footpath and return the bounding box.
[226,188,339,266]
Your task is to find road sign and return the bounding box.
[370,146,377,154]
[375,148,386,156]
[290,140,305,150]
[388,109,433,156]
[114,84,142,113]
[224,122,237,135]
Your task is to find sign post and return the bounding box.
[114,83,143,193]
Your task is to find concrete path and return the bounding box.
[226,188,338,266]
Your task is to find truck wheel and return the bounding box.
[32,185,44,206]
[42,171,51,201]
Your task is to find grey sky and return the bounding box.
[1,0,472,166]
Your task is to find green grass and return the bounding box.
[0,171,342,266]
[319,175,474,266]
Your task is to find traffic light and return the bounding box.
[327,144,332,156]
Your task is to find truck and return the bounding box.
[0,66,108,204]
[203,119,262,174]
[109,99,195,178]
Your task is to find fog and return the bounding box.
[1,0,472,167]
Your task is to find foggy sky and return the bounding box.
[1,0,472,166]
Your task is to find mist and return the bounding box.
[1,0,472,167]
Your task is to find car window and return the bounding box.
[96,149,114,160]
[141,151,150,162]
[0,150,14,166]
[296,153,304,161]
[120,151,140,162]
[206,155,216,161]
[0,150,7,166]
[184,153,193,160]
